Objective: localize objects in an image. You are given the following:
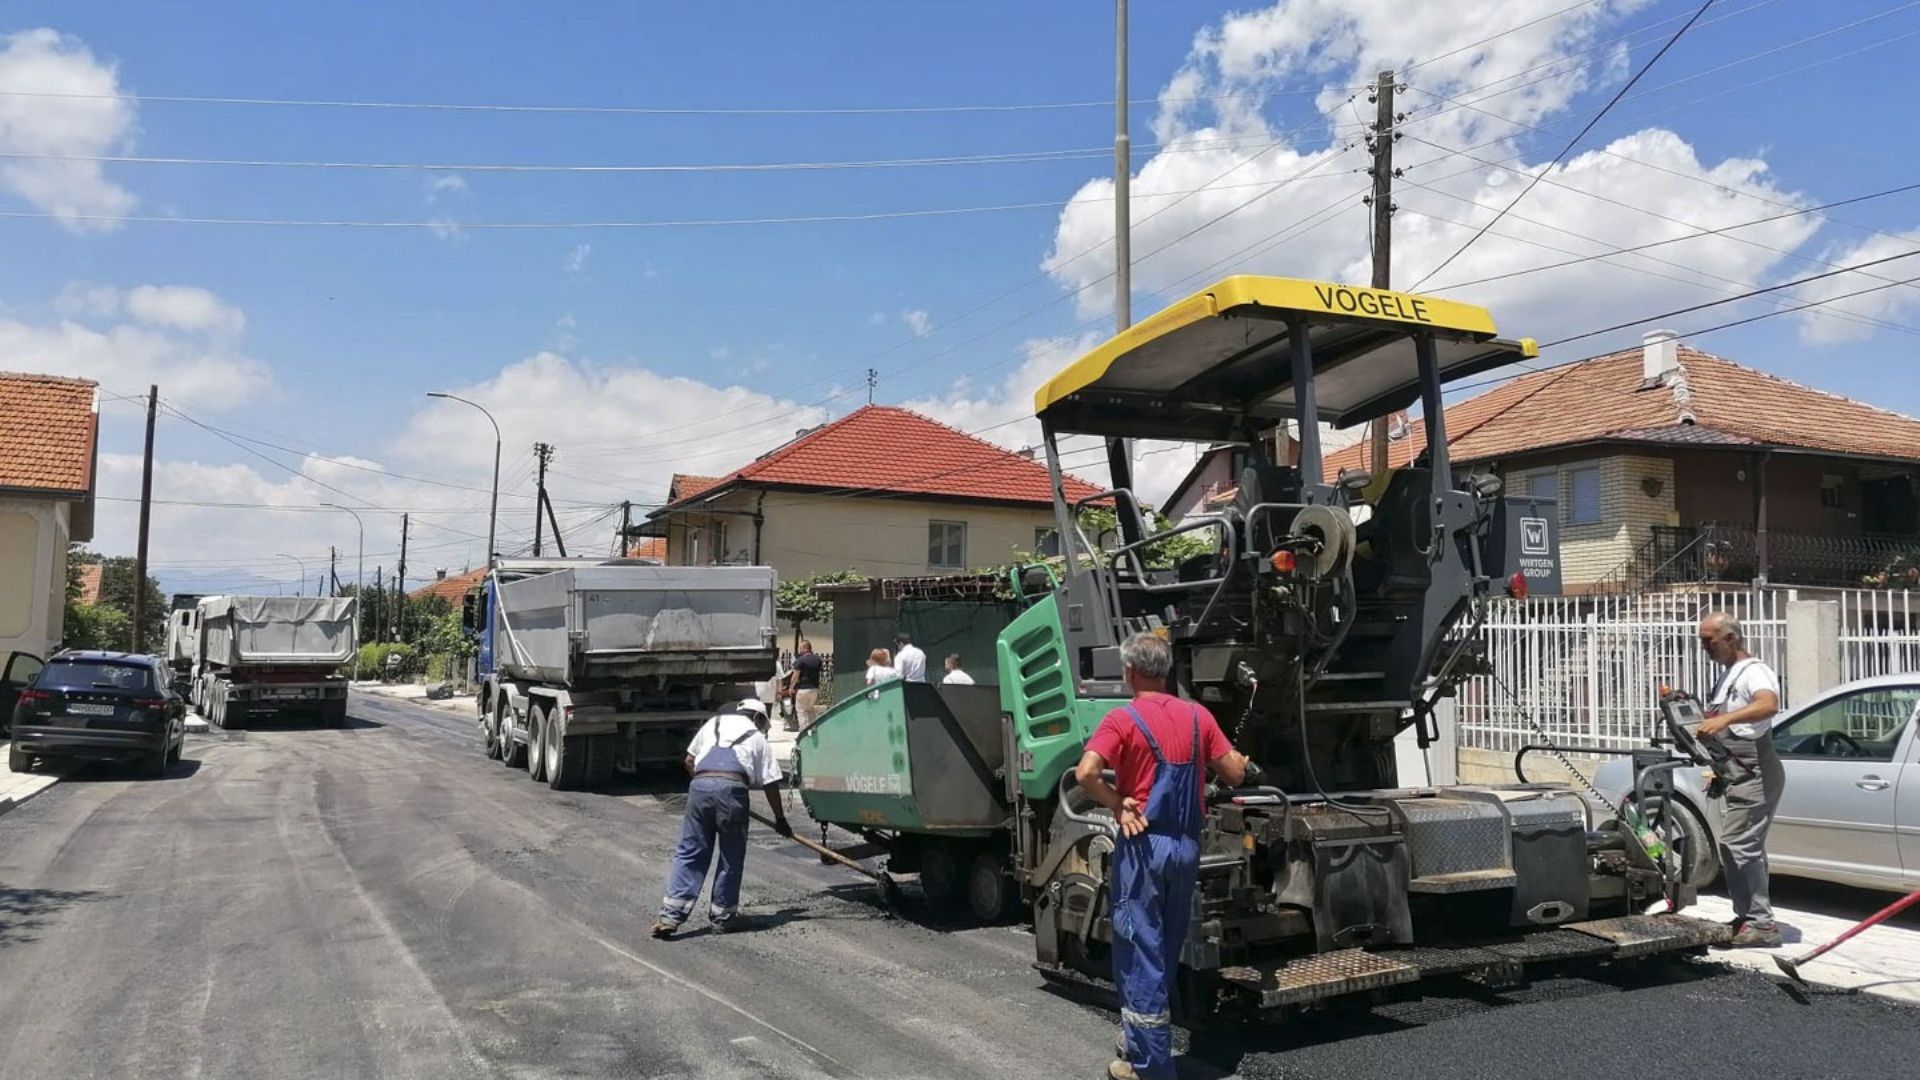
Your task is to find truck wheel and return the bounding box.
[498,701,526,768]
[326,698,349,728]
[527,705,549,782]
[583,735,617,788]
[549,730,588,791]
[206,683,224,729]
[966,850,1016,923]
[481,696,502,760]
[919,842,965,906]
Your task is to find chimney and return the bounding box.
[1016,446,1036,460]
[435,567,447,581]
[1642,329,1679,385]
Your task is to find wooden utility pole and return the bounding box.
[1365,71,1398,478]
[395,513,409,641]
[617,500,632,557]
[131,384,158,652]
[532,442,554,556]
[329,546,338,596]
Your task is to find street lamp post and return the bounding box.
[426,391,501,568]
[276,552,308,596]
[322,503,364,681]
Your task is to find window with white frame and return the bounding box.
[1568,466,1602,525]
[929,520,967,570]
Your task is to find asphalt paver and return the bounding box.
[2,691,1914,1079]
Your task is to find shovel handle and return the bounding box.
[1788,885,1920,969]
[748,809,884,881]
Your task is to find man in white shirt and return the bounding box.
[941,653,975,685]
[652,698,792,937]
[893,633,928,683]
[1694,612,1785,948]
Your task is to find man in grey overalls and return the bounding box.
[1695,612,1786,948]
[652,698,792,937]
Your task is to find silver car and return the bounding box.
[1592,673,1920,893]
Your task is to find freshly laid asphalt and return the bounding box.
[2,692,1916,1079]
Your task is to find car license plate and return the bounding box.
[67,703,115,716]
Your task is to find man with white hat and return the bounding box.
[652,698,792,937]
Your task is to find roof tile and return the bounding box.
[657,405,1099,510]
[0,372,97,495]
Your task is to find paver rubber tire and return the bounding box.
[1644,795,1719,889]
[966,850,1016,923]
[918,842,964,906]
[527,705,548,782]
[549,728,588,791]
[9,741,30,772]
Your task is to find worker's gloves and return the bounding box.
[773,819,794,839]
[1241,759,1269,786]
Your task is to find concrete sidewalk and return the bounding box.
[1679,890,1920,1005]
[0,739,66,816]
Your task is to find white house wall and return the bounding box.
[0,497,71,661]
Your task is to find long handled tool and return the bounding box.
[749,809,901,909]
[1772,886,1920,984]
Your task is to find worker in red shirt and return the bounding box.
[1075,633,1246,1080]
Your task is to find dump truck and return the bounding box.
[186,594,358,728]
[162,594,204,696]
[793,275,1730,1019]
[467,558,778,790]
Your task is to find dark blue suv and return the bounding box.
[8,651,187,778]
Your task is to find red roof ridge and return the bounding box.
[0,371,99,389]
[1683,347,1920,429]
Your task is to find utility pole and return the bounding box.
[1365,70,1399,478]
[617,500,631,557]
[395,513,409,642]
[373,566,384,642]
[132,384,158,652]
[329,546,338,596]
[532,442,554,556]
[865,368,878,406]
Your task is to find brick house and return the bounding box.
[642,405,1099,636]
[1321,332,1920,592]
[0,373,99,662]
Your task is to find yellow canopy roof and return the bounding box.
[1034,275,1537,440]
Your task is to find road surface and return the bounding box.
[2,692,1916,1079]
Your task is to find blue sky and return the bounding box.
[4,1,1919,594]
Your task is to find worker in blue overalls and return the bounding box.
[652,698,792,937]
[1076,633,1247,1080]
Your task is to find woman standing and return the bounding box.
[864,647,900,686]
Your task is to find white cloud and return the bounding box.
[428,216,465,241]
[1047,0,1820,350]
[565,242,592,275]
[708,345,730,360]
[124,284,246,337]
[0,28,137,229]
[901,309,933,338]
[425,174,467,201]
[0,283,270,408]
[1794,229,1920,346]
[867,310,888,325]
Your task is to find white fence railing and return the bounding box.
[1461,587,1920,754]
[1460,589,1788,754]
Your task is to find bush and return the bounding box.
[355,642,422,680]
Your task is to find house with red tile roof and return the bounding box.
[642,406,1098,632]
[1,372,100,661]
[1321,333,1920,592]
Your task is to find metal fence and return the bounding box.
[1837,589,1920,682]
[1459,589,1788,753]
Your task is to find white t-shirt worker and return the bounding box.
[683,710,783,787]
[1708,657,1781,740]
[894,640,928,683]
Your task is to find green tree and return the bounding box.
[774,570,864,644]
[62,547,164,652]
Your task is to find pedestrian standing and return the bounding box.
[1075,633,1245,1080]
[1694,611,1785,948]
[864,647,899,686]
[787,640,822,732]
[893,633,928,682]
[940,653,974,685]
[652,698,792,937]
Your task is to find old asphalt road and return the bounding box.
[1,693,1916,1080]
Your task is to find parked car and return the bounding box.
[8,651,188,778]
[0,649,46,738]
[1593,674,1920,893]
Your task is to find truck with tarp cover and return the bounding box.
[186,594,358,728]
[793,275,1730,1019]
[467,558,777,791]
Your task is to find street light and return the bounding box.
[321,503,364,681]
[275,552,307,596]
[426,391,501,568]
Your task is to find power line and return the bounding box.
[0,86,1341,117]
[1409,0,1720,291]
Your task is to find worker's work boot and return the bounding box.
[650,920,679,939]
[1726,923,1783,949]
[1106,1059,1140,1080]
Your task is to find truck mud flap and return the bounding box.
[1216,914,1730,1010]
